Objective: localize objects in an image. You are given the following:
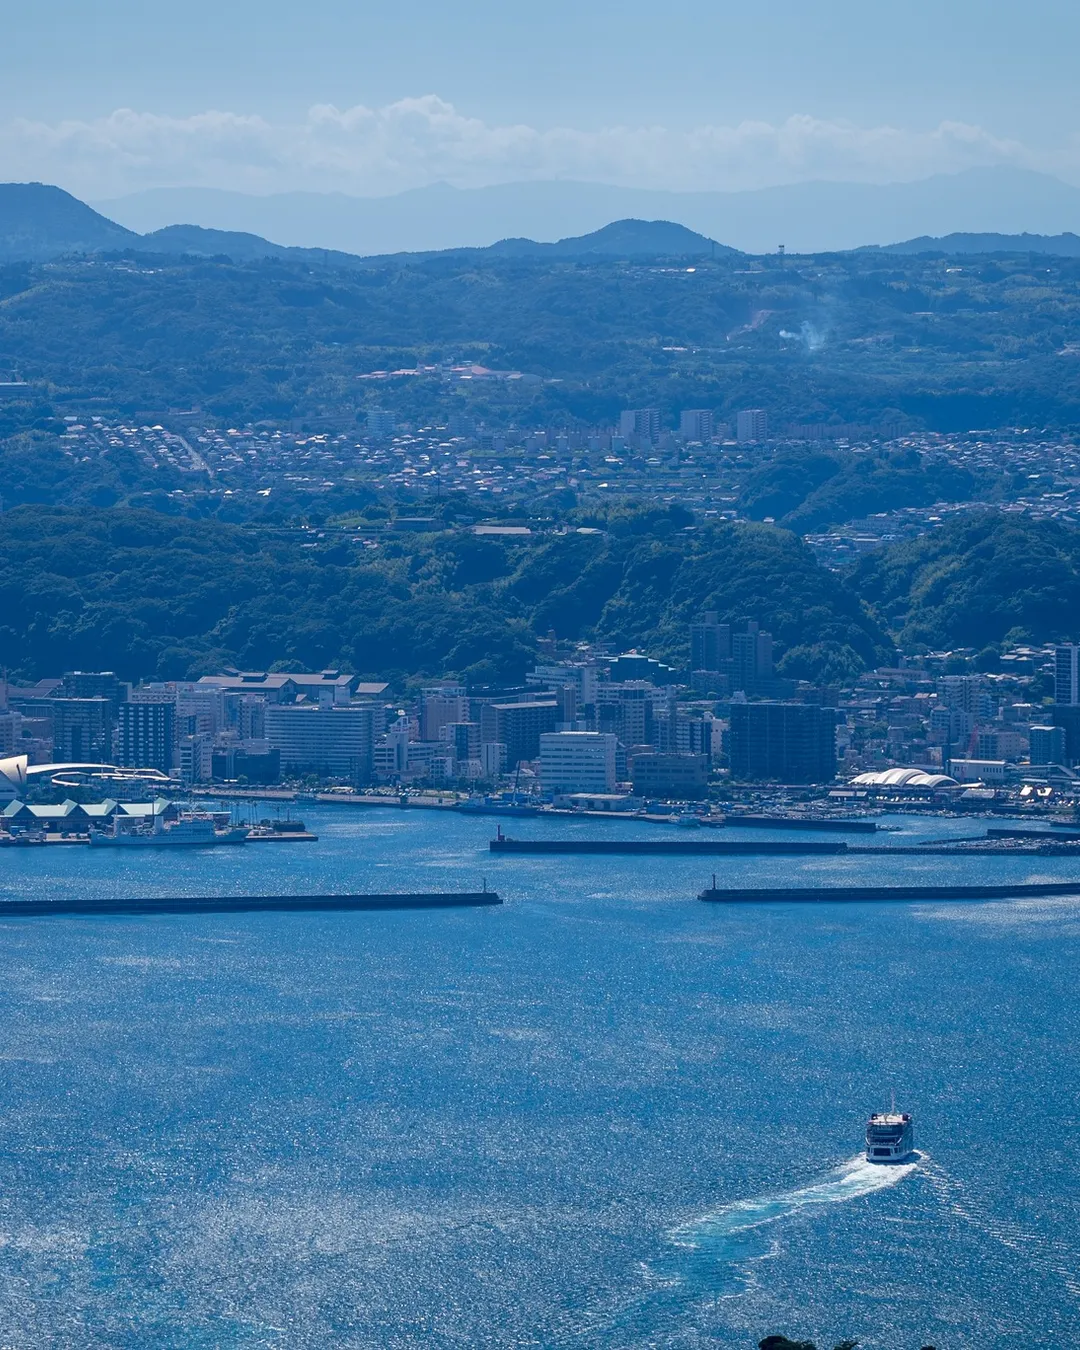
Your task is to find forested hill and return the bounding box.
[4,503,1079,686]
[0,505,888,685]
[3,243,1080,429]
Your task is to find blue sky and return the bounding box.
[2,0,1078,197]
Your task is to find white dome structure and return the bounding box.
[849,768,958,789]
[0,754,28,802]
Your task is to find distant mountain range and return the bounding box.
[877,230,1080,256]
[0,184,728,266]
[3,177,1080,269]
[93,168,1080,256]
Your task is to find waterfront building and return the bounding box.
[631,752,709,799]
[264,703,385,782]
[539,732,617,794]
[728,702,837,783]
[117,701,175,775]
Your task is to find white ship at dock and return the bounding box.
[89,811,248,847]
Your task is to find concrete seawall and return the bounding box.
[490,838,847,856]
[0,892,502,917]
[699,882,1080,903]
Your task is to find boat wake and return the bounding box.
[550,1155,919,1344]
[670,1152,919,1257]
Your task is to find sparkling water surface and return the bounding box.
[0,806,1077,1348]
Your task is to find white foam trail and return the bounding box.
[671,1153,918,1248]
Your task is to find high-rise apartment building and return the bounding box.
[366,410,396,438]
[478,701,559,766]
[1030,725,1068,764]
[690,612,732,672]
[679,409,714,441]
[618,408,662,442]
[732,622,774,693]
[48,697,113,762]
[117,701,176,774]
[1055,645,1080,705]
[728,702,836,783]
[736,408,769,443]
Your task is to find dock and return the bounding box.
[699,881,1080,903]
[0,891,502,917]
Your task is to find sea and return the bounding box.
[0,806,1076,1349]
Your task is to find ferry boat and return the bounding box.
[89,814,248,848]
[865,1108,915,1163]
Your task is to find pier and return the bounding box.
[0,891,502,917]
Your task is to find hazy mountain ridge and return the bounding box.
[0,184,724,267]
[0,182,136,261]
[93,168,1080,256]
[878,230,1080,256]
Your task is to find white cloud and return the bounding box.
[0,96,1067,198]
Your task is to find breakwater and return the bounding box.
[699,881,1080,903]
[0,892,501,917]
[490,837,847,856]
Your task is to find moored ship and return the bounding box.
[865,1108,915,1163]
[89,813,248,847]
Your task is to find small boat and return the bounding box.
[865,1107,915,1163]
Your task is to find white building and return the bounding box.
[736,408,768,443]
[527,663,600,706]
[539,731,617,794]
[265,703,385,780]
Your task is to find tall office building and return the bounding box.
[679,409,714,441]
[117,701,176,774]
[690,612,732,672]
[1055,645,1080,705]
[736,408,769,443]
[728,702,836,783]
